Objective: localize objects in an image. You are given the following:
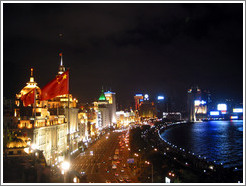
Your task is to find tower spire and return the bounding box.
[99,86,106,101]
[58,52,65,75]
[59,52,63,66]
[30,68,35,83]
[31,68,33,77]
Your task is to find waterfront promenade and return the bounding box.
[129,122,243,183]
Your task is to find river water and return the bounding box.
[161,120,243,169]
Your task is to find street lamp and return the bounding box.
[134,153,142,174]
[145,161,153,183]
[61,161,70,183]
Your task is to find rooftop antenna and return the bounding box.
[59,52,63,66]
[31,68,33,77]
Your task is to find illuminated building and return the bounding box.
[116,110,135,127]
[78,112,88,144]
[134,94,144,110]
[5,136,28,157]
[93,89,117,130]
[94,89,110,130]
[187,87,200,122]
[86,105,98,139]
[156,95,165,118]
[187,87,208,122]
[14,56,79,165]
[163,112,182,121]
[139,101,157,119]
[104,91,117,125]
[135,93,157,119]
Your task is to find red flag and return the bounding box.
[40,70,69,101]
[21,88,35,107]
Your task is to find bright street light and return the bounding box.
[61,161,70,171]
[145,161,153,183]
[61,161,70,183]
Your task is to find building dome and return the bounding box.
[16,68,41,100]
[98,89,106,101]
[7,138,27,148]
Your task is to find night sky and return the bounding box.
[3,3,243,110]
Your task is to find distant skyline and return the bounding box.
[3,2,243,110]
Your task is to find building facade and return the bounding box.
[13,56,79,166]
[104,91,117,126]
[187,86,209,122]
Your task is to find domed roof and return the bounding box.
[16,68,41,99]
[98,89,106,101]
[20,86,41,96]
[7,138,27,148]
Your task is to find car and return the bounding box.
[115,173,119,177]
[112,164,117,169]
[119,178,124,182]
[123,164,126,168]
[125,178,131,183]
[120,169,124,173]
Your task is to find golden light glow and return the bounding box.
[24,147,30,153]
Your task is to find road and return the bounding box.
[70,129,139,183]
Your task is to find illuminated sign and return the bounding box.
[221,111,227,114]
[139,99,143,102]
[194,100,206,106]
[230,116,238,119]
[210,111,219,116]
[135,94,143,97]
[144,94,149,100]
[201,100,206,105]
[127,158,134,163]
[233,108,243,113]
[194,100,200,106]
[104,91,115,94]
[158,96,164,100]
[217,104,227,111]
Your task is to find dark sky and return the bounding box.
[3,3,243,110]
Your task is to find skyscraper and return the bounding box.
[134,94,144,110]
[187,86,208,122]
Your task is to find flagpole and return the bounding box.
[34,88,37,127]
[67,68,70,164]
[65,68,70,183]
[67,93,70,161]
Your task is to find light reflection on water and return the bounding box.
[161,120,243,168]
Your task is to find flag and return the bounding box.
[21,88,35,107]
[40,70,69,101]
